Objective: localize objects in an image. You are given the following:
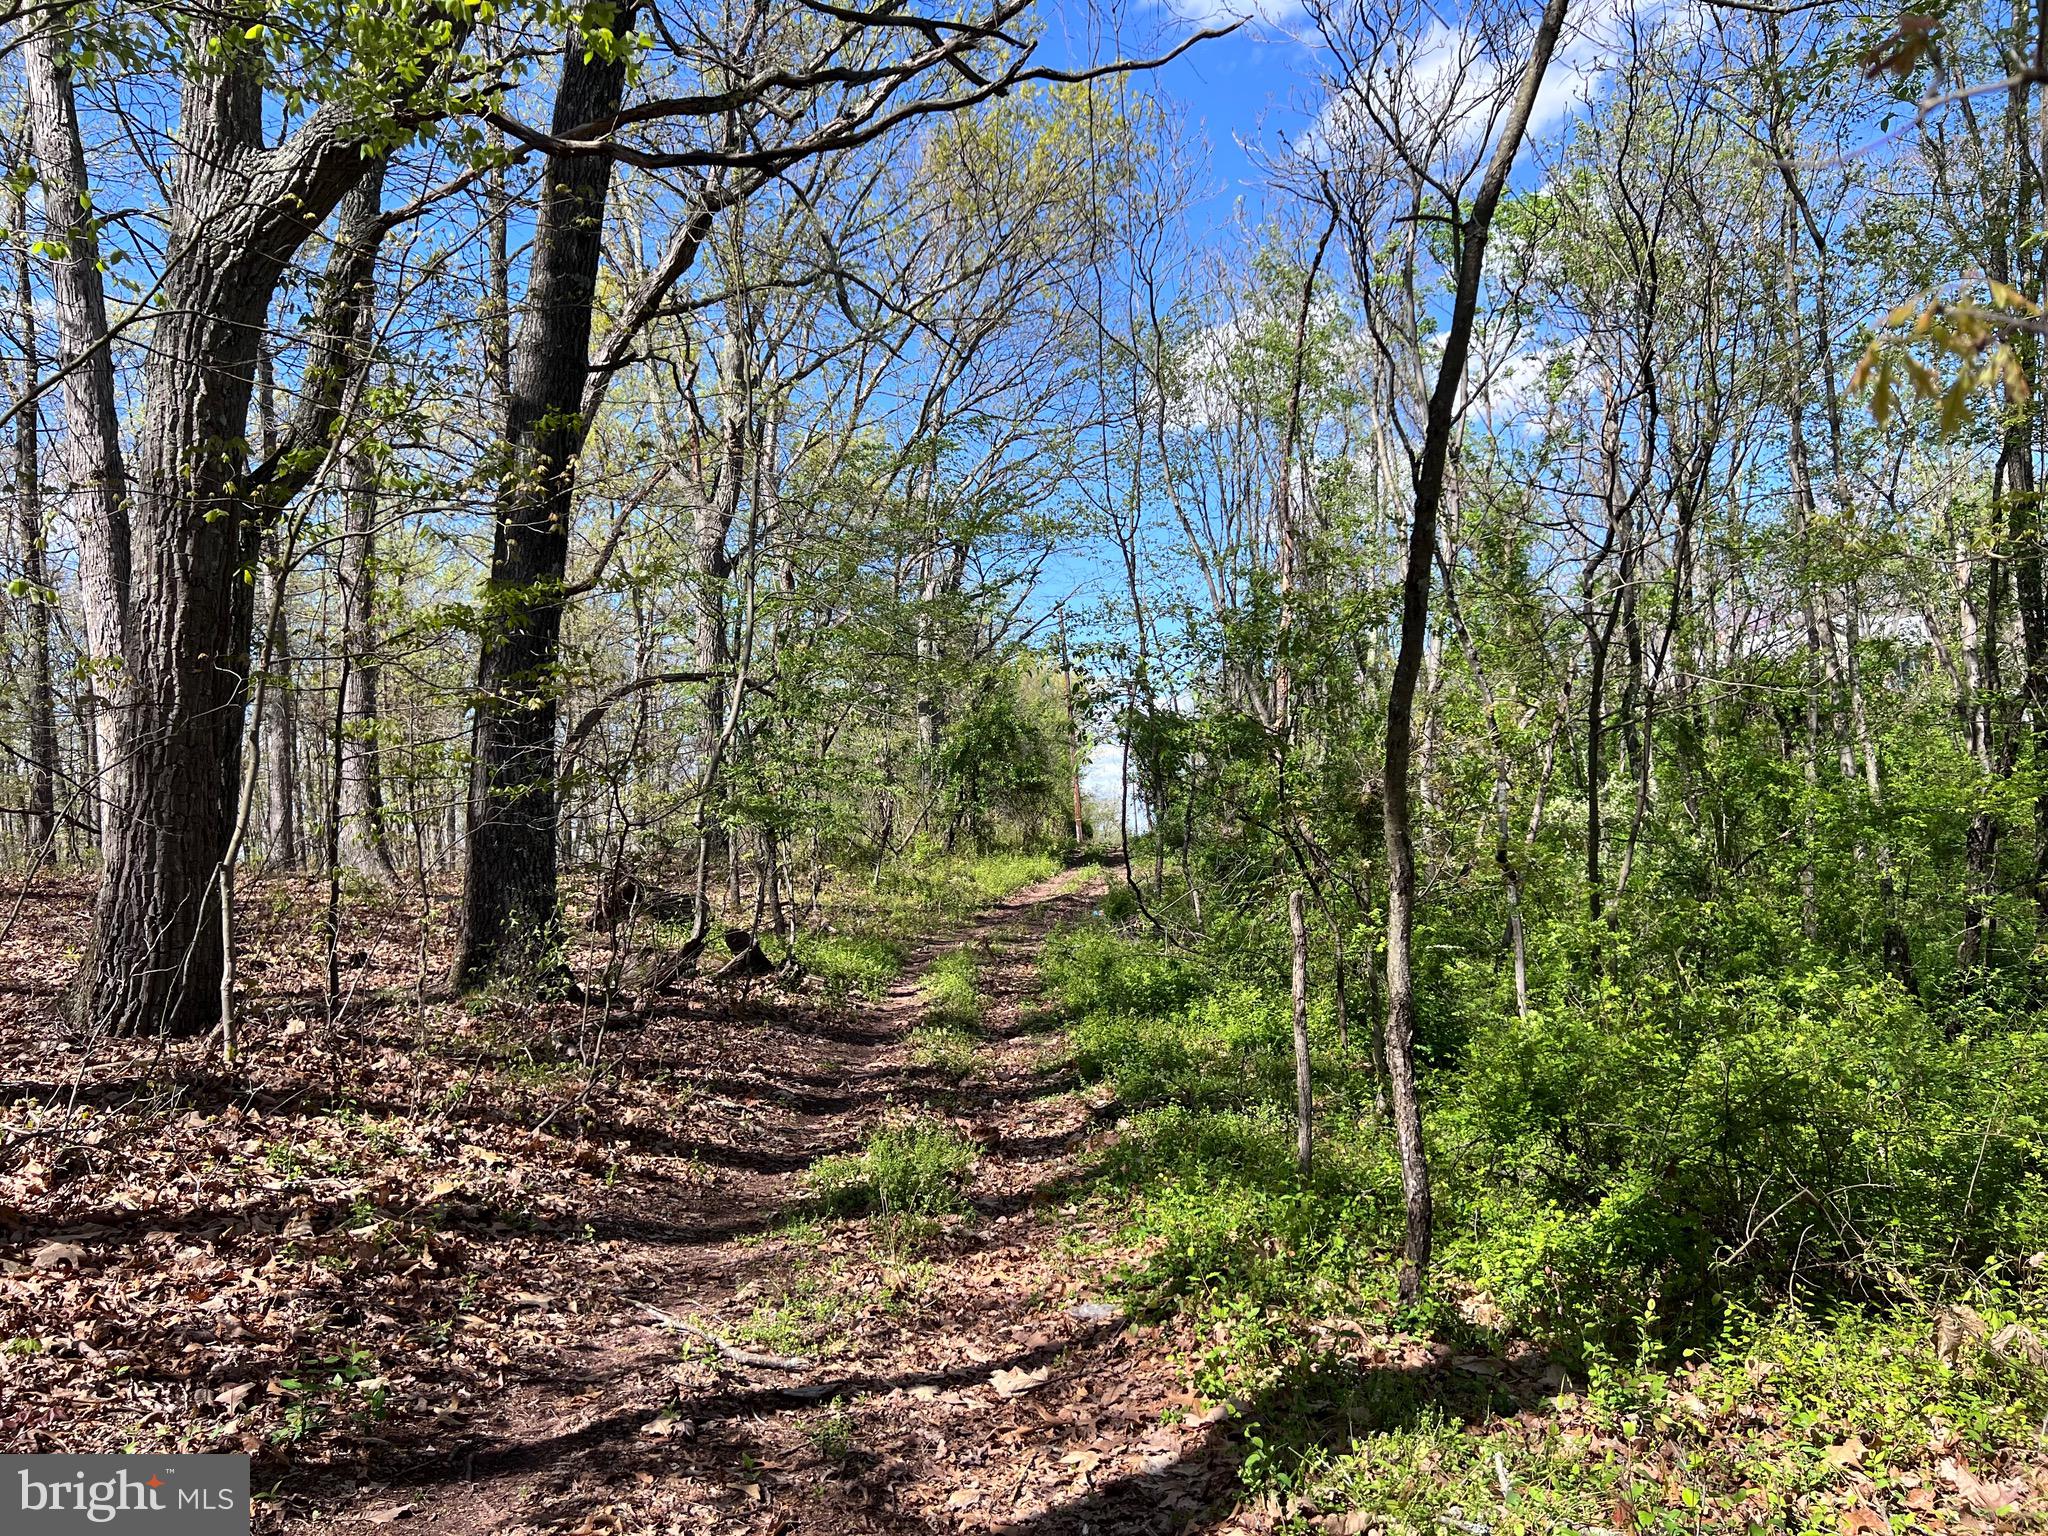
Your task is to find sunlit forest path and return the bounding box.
[342,865,1229,1536]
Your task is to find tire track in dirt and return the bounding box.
[327,866,1245,1536]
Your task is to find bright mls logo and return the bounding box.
[1,1456,249,1534]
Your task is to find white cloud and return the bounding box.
[1155,0,1308,26]
[1305,0,1676,166]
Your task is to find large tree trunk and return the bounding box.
[67,28,403,1035]
[454,5,636,986]
[1376,0,1567,1302]
[23,9,131,842]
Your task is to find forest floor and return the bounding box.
[0,865,1266,1535]
[12,867,2041,1536]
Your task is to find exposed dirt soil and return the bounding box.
[0,867,1250,1535]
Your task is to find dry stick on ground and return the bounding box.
[638,1302,813,1371]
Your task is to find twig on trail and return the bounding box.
[639,1302,813,1371]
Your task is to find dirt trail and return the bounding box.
[330,868,1242,1536]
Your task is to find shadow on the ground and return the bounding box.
[985,1339,1557,1535]
[334,1320,1134,1505]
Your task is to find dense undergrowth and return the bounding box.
[1039,912,2048,1527]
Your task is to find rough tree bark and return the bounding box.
[454,6,638,985]
[67,23,418,1035]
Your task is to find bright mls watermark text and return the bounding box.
[1,1456,249,1534]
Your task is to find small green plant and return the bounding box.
[269,1348,383,1446]
[807,1119,977,1217]
[922,948,982,1028]
[503,1053,580,1088]
[805,1399,858,1463]
[909,1024,977,1079]
[261,1137,356,1182]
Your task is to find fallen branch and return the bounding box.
[639,1302,813,1371]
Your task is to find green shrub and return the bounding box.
[797,932,905,1003]
[1100,882,1141,924]
[1438,974,2048,1356]
[1039,924,1206,1024]
[807,1120,978,1216]
[1047,923,2048,1365]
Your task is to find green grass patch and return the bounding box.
[807,1119,978,1217]
[850,850,1062,937]
[1291,1301,2048,1533]
[901,947,984,1079]
[923,948,982,1029]
[909,1024,978,1079]
[737,1262,855,1356]
[797,931,905,1003]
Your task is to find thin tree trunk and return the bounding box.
[1375,0,1568,1301]
[258,555,300,867]
[255,349,301,869]
[325,644,351,1025]
[1060,616,1085,845]
[1290,888,1312,1177]
[1787,396,1826,942]
[1585,581,1623,935]
[1437,540,1532,1020]
[23,9,130,842]
[219,525,296,1062]
[12,194,56,856]
[692,318,746,907]
[339,434,395,881]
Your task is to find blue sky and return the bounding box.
[1043,0,1322,235]
[1034,5,1323,822]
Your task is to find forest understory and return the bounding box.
[3,860,2046,1536]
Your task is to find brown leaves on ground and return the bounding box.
[15,867,2038,1536]
[1,869,1244,1535]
